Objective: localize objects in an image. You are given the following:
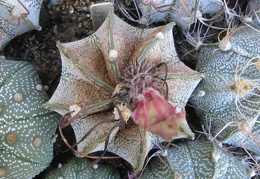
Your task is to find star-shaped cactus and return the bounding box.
[0,0,42,50]
[189,24,260,150]
[0,59,60,178]
[43,9,202,172]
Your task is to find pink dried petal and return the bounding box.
[132,88,185,141]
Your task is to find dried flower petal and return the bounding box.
[132,88,185,141]
[113,104,131,123]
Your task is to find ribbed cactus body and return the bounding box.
[43,157,120,179]
[189,24,260,153]
[43,9,202,172]
[136,0,223,30]
[0,0,42,50]
[0,59,60,179]
[141,138,252,179]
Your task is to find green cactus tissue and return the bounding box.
[0,59,60,178]
[132,0,223,30]
[0,0,43,50]
[189,24,260,152]
[141,138,253,179]
[43,157,120,179]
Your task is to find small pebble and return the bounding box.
[83,20,88,26]
[78,23,82,28]
[58,163,62,168]
[53,25,58,35]
[69,5,74,14]
[44,85,49,91]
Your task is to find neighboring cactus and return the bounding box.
[43,157,120,179]
[247,0,260,26]
[189,24,260,153]
[141,138,253,179]
[0,0,42,50]
[224,116,260,156]
[0,59,60,179]
[126,0,223,30]
[43,9,202,172]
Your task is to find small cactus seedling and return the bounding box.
[189,24,260,153]
[141,137,254,179]
[0,59,60,178]
[0,0,42,50]
[43,157,120,179]
[43,9,202,172]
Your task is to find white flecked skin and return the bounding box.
[189,24,260,154]
[141,138,252,179]
[0,59,60,179]
[0,0,42,50]
[43,9,202,172]
[136,0,223,30]
[43,157,120,179]
[248,0,260,26]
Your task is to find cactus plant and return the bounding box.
[0,59,60,179]
[224,116,260,156]
[126,0,223,30]
[43,157,120,179]
[247,0,260,26]
[43,9,202,172]
[0,0,42,50]
[141,137,253,179]
[189,24,260,153]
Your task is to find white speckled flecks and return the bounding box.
[189,25,260,151]
[0,59,60,179]
[136,0,223,30]
[141,138,252,179]
[0,0,43,50]
[43,10,201,172]
[43,157,120,179]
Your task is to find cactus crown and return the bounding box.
[115,60,166,108]
[43,9,201,172]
